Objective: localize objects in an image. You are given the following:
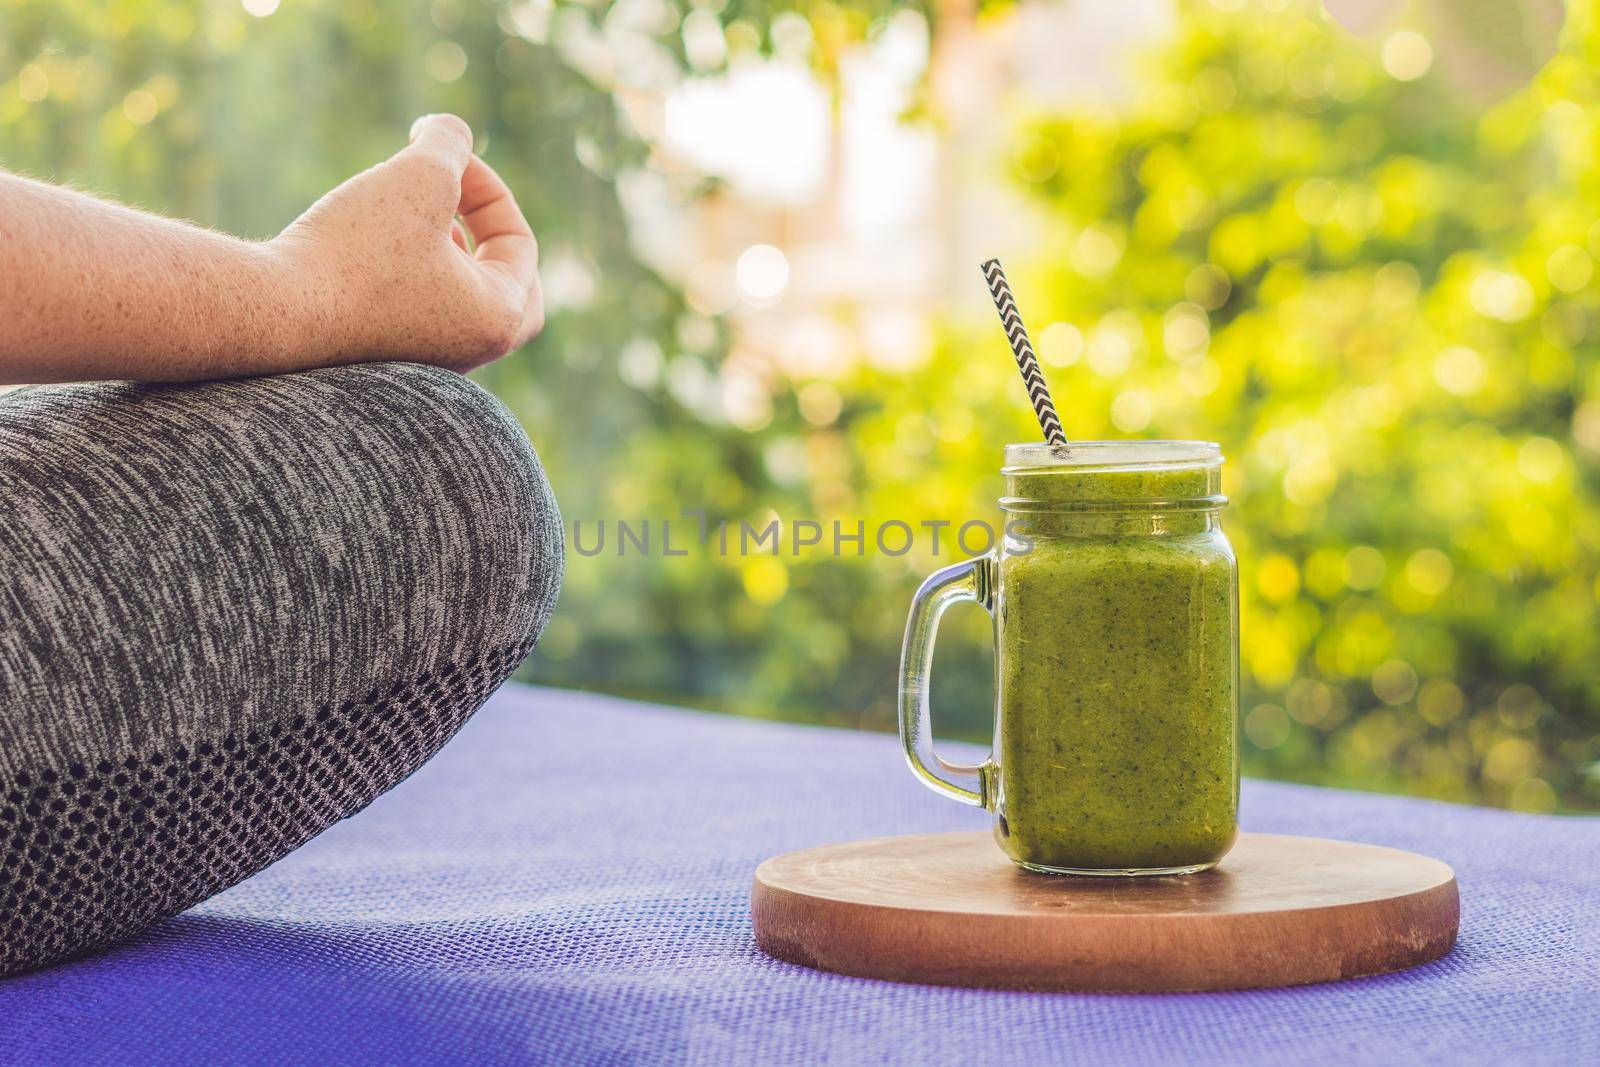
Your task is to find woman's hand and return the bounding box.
[271,114,544,373]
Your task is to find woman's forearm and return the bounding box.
[0,171,320,384]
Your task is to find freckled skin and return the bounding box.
[993,465,1239,872]
[0,114,542,385]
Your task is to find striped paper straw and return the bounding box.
[981,259,1068,447]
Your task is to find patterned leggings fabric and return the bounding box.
[0,362,563,975]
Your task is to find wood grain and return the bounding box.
[751,832,1458,992]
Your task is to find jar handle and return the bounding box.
[897,556,994,808]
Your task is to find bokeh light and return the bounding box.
[734,244,790,304]
[1380,31,1432,81]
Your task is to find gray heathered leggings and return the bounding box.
[0,362,563,975]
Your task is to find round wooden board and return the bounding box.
[752,831,1458,993]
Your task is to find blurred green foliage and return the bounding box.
[2,0,1595,812]
[996,0,1600,813]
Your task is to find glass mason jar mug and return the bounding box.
[898,442,1240,875]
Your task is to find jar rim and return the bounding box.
[1002,440,1222,472]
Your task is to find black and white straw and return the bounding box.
[981,259,1068,447]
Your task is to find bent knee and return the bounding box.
[305,361,565,664]
[0,361,564,731]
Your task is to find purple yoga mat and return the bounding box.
[2,684,1594,1065]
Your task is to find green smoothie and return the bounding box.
[992,460,1238,873]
